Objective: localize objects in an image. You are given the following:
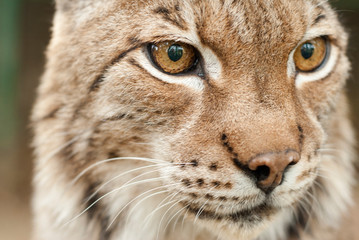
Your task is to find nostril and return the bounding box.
[245,150,300,192]
[287,151,300,166]
[289,161,297,166]
[253,165,270,182]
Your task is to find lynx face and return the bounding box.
[32,0,355,240]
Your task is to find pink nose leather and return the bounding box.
[248,150,300,192]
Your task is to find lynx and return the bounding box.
[31,0,356,239]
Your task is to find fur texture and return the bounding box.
[31,0,356,239]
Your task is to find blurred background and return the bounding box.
[0,0,358,239]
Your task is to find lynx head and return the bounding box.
[32,0,355,239]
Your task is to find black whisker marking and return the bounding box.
[84,182,102,219]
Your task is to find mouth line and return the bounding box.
[182,201,276,224]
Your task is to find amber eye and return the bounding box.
[149,41,197,74]
[294,37,328,72]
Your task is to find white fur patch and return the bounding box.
[134,50,205,91]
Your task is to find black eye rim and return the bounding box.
[295,36,331,74]
[146,42,203,77]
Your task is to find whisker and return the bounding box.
[87,166,164,203]
[141,198,179,235]
[297,200,311,221]
[194,199,210,224]
[143,192,181,228]
[142,193,177,224]
[317,166,344,174]
[41,135,82,164]
[89,162,195,202]
[298,194,314,232]
[181,204,190,231]
[64,176,167,226]
[305,190,320,209]
[290,205,299,226]
[317,148,342,154]
[107,183,180,230]
[71,157,168,184]
[156,200,181,240]
[123,183,182,227]
[312,179,327,193]
[171,203,188,233]
[309,172,331,181]
[164,203,189,235]
[302,197,314,233]
[310,168,342,180]
[317,146,349,155]
[288,205,301,239]
[214,200,224,215]
[193,185,216,223]
[312,167,346,181]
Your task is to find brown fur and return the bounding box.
[32,1,356,239]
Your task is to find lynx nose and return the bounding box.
[247,150,300,192]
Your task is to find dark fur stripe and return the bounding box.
[314,14,326,25]
[89,45,142,92]
[298,125,304,147]
[153,6,187,30]
[84,183,114,239]
[39,106,62,121]
[100,217,113,240]
[90,76,105,91]
[184,202,274,224]
[84,182,101,219]
[104,113,134,121]
[287,206,311,239]
[128,58,145,71]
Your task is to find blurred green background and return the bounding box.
[0,0,358,239]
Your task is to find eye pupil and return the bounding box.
[167,44,183,62]
[301,43,315,60]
